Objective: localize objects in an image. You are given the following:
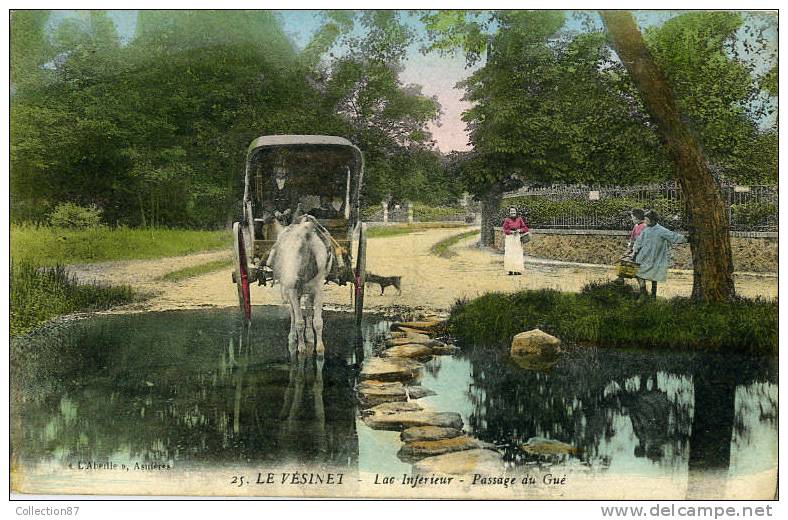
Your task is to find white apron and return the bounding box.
[504,233,524,273]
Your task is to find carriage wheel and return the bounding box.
[233,222,252,322]
[353,223,367,327]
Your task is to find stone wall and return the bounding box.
[493,228,778,273]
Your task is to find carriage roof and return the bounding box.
[247,134,359,151]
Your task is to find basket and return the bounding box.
[615,260,639,279]
[520,232,531,244]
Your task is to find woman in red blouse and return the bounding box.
[502,207,530,275]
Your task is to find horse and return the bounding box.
[267,215,333,355]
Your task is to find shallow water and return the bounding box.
[11,308,777,497]
[418,345,777,484]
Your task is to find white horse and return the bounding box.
[268,215,333,355]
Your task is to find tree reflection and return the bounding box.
[10,308,361,469]
[458,343,777,481]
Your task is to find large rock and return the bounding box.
[398,436,495,462]
[363,405,463,431]
[401,426,464,443]
[520,437,577,456]
[356,380,408,407]
[381,344,434,360]
[510,329,561,356]
[360,357,423,382]
[412,449,504,475]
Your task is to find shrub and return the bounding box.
[501,196,685,230]
[448,280,777,355]
[49,202,104,229]
[731,202,777,230]
[10,261,137,336]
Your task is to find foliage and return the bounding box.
[502,195,686,230]
[10,262,137,336]
[11,10,451,228]
[11,224,230,266]
[644,11,778,183]
[730,202,777,230]
[412,203,467,221]
[155,259,233,283]
[448,281,777,355]
[423,10,674,198]
[48,202,104,229]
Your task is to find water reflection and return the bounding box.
[419,344,777,495]
[11,309,778,498]
[11,308,371,469]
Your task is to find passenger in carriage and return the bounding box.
[261,159,300,227]
[309,195,343,220]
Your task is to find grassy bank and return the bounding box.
[431,230,480,258]
[10,262,138,336]
[448,281,777,355]
[155,259,233,282]
[366,222,470,239]
[11,224,231,266]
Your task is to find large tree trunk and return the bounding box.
[600,11,735,301]
[480,186,503,248]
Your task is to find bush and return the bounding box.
[501,196,685,230]
[731,202,777,230]
[448,281,777,355]
[49,202,104,229]
[413,203,466,222]
[10,261,137,336]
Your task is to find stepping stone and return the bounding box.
[412,449,504,475]
[356,380,407,407]
[363,410,463,431]
[405,386,436,400]
[398,436,496,462]
[394,326,436,336]
[520,437,577,456]
[360,357,423,382]
[365,401,423,415]
[387,334,432,346]
[392,320,444,333]
[381,344,433,360]
[401,426,464,442]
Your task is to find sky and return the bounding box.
[46,9,778,152]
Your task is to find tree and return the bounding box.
[318,11,443,204]
[644,11,777,184]
[423,10,673,244]
[600,10,735,301]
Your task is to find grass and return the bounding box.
[448,281,778,356]
[430,230,481,258]
[11,224,231,266]
[366,222,471,239]
[155,259,233,282]
[10,262,139,336]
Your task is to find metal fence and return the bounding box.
[502,182,778,232]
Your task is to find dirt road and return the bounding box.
[70,227,778,314]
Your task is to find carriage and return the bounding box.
[231,135,367,325]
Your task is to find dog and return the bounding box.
[365,273,402,295]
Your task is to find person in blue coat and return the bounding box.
[631,210,687,300]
